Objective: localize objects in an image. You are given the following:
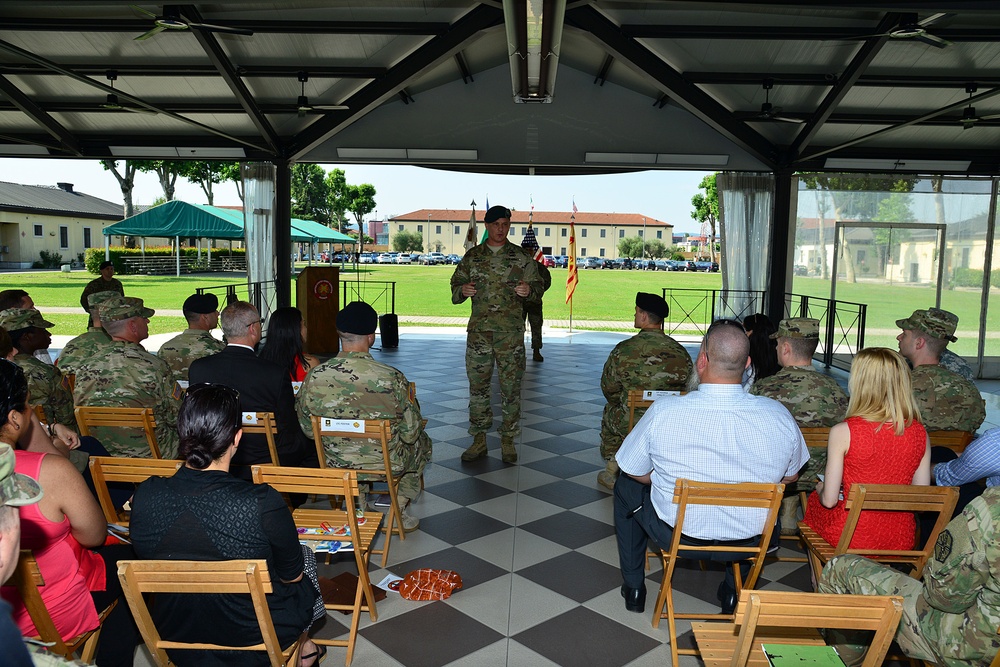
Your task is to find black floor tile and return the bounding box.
[419,507,512,545]
[519,511,615,550]
[529,405,587,422]
[525,419,592,436]
[511,607,661,667]
[435,454,510,475]
[527,436,594,455]
[424,477,513,506]
[521,479,608,509]
[517,551,623,603]
[523,456,602,480]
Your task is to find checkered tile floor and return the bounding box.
[296,331,818,667]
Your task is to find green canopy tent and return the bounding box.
[289,218,357,265]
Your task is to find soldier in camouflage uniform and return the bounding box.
[941,348,976,383]
[1,309,75,429]
[451,205,544,464]
[56,290,115,377]
[750,317,847,529]
[156,293,225,385]
[897,308,985,433]
[820,486,1000,666]
[79,260,124,328]
[598,292,693,489]
[523,260,551,362]
[297,302,431,532]
[72,296,179,459]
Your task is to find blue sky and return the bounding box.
[0,158,713,233]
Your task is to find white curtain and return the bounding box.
[241,162,278,324]
[718,172,776,316]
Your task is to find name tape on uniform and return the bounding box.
[321,418,365,433]
[642,390,682,401]
[242,412,258,425]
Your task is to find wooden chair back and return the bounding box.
[88,456,182,528]
[799,483,959,584]
[251,465,381,665]
[928,430,975,455]
[10,550,117,663]
[240,411,280,465]
[32,404,48,425]
[652,479,785,667]
[695,590,903,667]
[75,406,162,459]
[626,388,687,433]
[117,559,301,667]
[309,415,405,566]
[799,426,832,448]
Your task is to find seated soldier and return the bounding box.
[156,293,224,386]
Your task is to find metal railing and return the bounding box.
[196,280,277,319]
[341,279,396,315]
[661,288,866,371]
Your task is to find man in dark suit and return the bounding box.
[189,300,318,479]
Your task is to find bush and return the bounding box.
[85,246,246,274]
[35,250,63,269]
[952,268,983,288]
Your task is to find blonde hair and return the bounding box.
[846,347,921,435]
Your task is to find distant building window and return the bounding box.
[521,227,527,235]
[59,226,68,249]
[33,224,42,237]
[599,248,605,257]
[600,229,606,238]
[581,247,587,255]
[544,228,550,236]
[83,228,92,249]
[657,230,662,239]
[638,230,644,238]
[435,225,441,234]
[581,229,588,237]
[560,247,566,255]
[398,224,404,231]
[561,228,567,237]
[417,224,423,232]
[454,226,460,234]
[619,229,625,238]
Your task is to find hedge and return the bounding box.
[949,267,1000,289]
[85,246,246,274]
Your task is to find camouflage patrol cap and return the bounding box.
[770,317,820,340]
[0,308,54,332]
[0,443,42,507]
[87,290,120,308]
[101,295,155,323]
[895,308,958,343]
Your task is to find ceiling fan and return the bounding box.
[958,84,1000,130]
[295,72,348,117]
[736,80,804,124]
[131,5,253,41]
[842,13,954,49]
[99,71,156,115]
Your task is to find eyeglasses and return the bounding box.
[246,318,264,330]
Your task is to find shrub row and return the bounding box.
[84,246,246,274]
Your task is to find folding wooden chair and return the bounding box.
[252,465,381,665]
[240,411,280,465]
[75,406,163,459]
[117,559,302,667]
[32,404,48,424]
[652,479,785,667]
[310,416,405,566]
[88,456,182,528]
[692,589,904,667]
[799,483,959,585]
[626,388,686,434]
[10,549,118,663]
[928,430,975,455]
[799,426,832,448]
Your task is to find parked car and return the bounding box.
[422,252,446,265]
[794,264,808,276]
[555,255,569,268]
[445,254,461,265]
[376,253,393,264]
[694,260,719,272]
[654,259,671,271]
[582,257,605,269]
[683,260,697,271]
[360,252,377,264]
[542,255,556,268]
[395,253,412,264]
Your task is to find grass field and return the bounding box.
[1,267,995,353]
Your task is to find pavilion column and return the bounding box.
[242,162,279,321]
[274,161,292,308]
[767,169,794,324]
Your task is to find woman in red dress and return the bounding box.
[802,347,931,552]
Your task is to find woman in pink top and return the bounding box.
[0,360,138,666]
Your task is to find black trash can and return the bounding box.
[379,313,399,348]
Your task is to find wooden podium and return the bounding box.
[296,266,339,355]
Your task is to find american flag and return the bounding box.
[521,195,543,261]
[566,199,578,304]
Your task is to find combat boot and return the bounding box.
[533,350,544,362]
[500,437,517,463]
[461,433,487,461]
[780,495,801,536]
[597,458,619,490]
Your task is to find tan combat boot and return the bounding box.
[500,437,517,463]
[597,458,619,490]
[780,495,801,535]
[461,433,488,461]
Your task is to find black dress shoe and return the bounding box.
[621,584,646,613]
[717,581,738,615]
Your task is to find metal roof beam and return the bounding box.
[0,64,384,79]
[287,4,504,161]
[620,25,1000,41]
[686,72,1000,88]
[1,18,450,36]
[182,6,280,154]
[565,5,777,167]
[790,13,900,158]
[624,0,1000,10]
[0,75,80,155]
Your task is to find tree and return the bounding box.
[178,161,226,205]
[219,163,244,202]
[100,159,138,219]
[345,183,377,254]
[646,238,667,259]
[133,160,186,202]
[392,230,423,252]
[691,174,719,262]
[290,163,330,225]
[325,168,349,232]
[618,236,643,259]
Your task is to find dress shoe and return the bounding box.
[501,437,518,463]
[461,433,487,461]
[716,580,738,615]
[621,584,646,613]
[532,350,544,362]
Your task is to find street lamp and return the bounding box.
[426,213,431,253]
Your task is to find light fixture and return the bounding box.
[110,146,246,158]
[823,158,970,171]
[585,152,730,166]
[336,147,478,161]
[656,154,730,166]
[503,0,566,103]
[584,152,656,164]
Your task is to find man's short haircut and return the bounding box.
[338,331,367,345]
[103,318,130,338]
[0,290,28,312]
[916,331,948,358]
[642,311,664,326]
[785,336,820,360]
[220,301,259,339]
[704,320,750,377]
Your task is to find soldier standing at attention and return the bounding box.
[749,317,848,532]
[56,291,116,376]
[523,254,552,362]
[296,301,431,531]
[451,205,544,464]
[80,260,124,327]
[597,292,693,489]
[156,293,225,386]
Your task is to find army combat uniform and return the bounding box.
[912,364,986,433]
[72,339,179,459]
[523,262,552,355]
[156,328,225,386]
[820,486,1000,666]
[56,327,111,377]
[450,240,543,440]
[14,353,75,427]
[599,329,693,461]
[296,350,431,503]
[940,349,976,383]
